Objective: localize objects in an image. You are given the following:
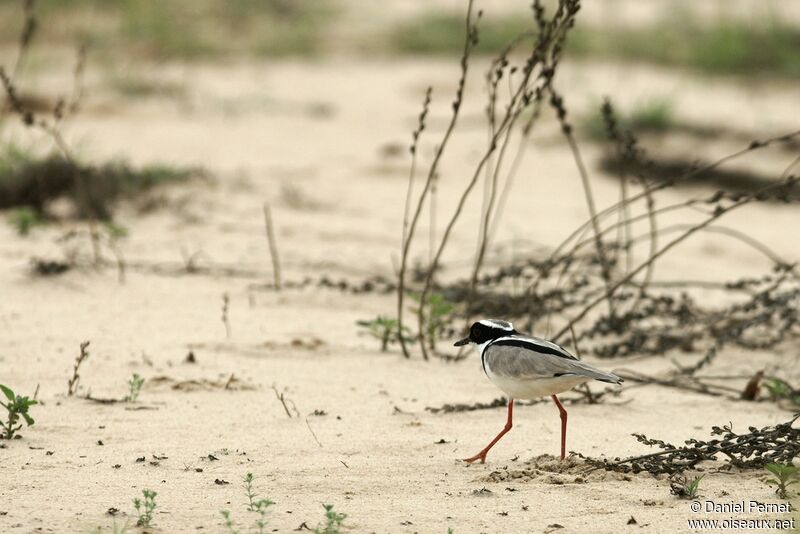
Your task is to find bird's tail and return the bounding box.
[571,360,624,385]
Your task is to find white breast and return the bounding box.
[476,340,591,399]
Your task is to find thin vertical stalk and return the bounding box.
[263,204,282,290]
[397,0,478,359]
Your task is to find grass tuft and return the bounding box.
[0,0,335,60]
[385,9,800,79]
[313,504,347,534]
[123,373,144,402]
[387,12,534,56]
[0,146,197,220]
[7,206,43,236]
[583,98,675,140]
[568,15,800,79]
[670,474,704,499]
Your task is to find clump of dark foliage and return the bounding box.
[384,0,800,369]
[441,256,800,363]
[0,1,197,223]
[0,154,196,220]
[577,414,800,475]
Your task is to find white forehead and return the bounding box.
[479,319,514,331]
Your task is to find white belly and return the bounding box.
[487,373,591,400]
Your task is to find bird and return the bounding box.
[454,319,622,464]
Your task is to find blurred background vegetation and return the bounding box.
[0,0,796,80]
[0,0,336,61]
[1,0,798,224]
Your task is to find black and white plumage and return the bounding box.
[454,319,622,463]
[455,319,622,399]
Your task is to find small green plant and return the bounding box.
[104,221,129,239]
[243,473,274,513]
[124,373,144,402]
[313,504,347,534]
[765,463,799,499]
[251,499,274,534]
[221,510,240,534]
[670,474,704,499]
[0,384,37,440]
[244,472,258,510]
[411,293,454,351]
[763,378,800,406]
[583,97,674,140]
[356,316,412,352]
[7,206,43,236]
[133,489,157,527]
[221,473,275,534]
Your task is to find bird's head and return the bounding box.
[454,319,517,346]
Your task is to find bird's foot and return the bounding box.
[462,452,487,464]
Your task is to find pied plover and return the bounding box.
[454,319,622,463]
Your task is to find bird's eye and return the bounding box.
[470,323,481,338]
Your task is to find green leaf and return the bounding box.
[0,384,14,401]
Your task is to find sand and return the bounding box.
[2,12,800,534]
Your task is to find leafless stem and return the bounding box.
[221,293,231,339]
[305,416,322,447]
[263,204,282,290]
[536,129,800,277]
[271,384,294,418]
[67,341,90,396]
[397,0,478,359]
[551,177,799,343]
[548,86,615,318]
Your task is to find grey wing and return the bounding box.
[484,342,622,384]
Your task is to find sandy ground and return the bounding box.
[2,29,800,534]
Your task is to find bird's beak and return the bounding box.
[454,337,470,347]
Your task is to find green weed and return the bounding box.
[221,473,275,534]
[387,12,533,56]
[763,378,800,406]
[221,510,240,534]
[123,373,144,402]
[243,473,274,513]
[0,384,37,440]
[7,206,43,236]
[583,98,674,140]
[670,474,704,499]
[385,9,800,79]
[356,316,412,352]
[313,504,347,534]
[765,463,799,499]
[0,146,196,220]
[133,489,157,527]
[568,15,800,79]
[0,0,335,60]
[250,499,274,534]
[411,293,454,351]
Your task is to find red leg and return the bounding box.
[463,399,514,464]
[551,394,567,461]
